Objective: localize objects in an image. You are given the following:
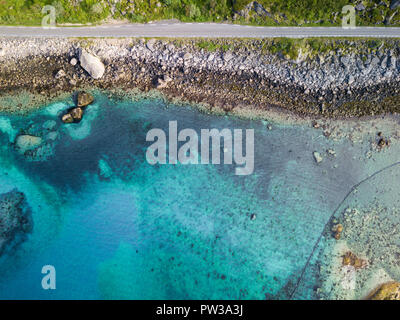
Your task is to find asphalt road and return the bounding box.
[1,22,400,38]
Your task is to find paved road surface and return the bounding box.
[1,23,400,38]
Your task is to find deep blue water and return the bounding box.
[0,92,365,299]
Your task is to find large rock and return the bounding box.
[62,113,74,124]
[368,282,400,300]
[15,135,42,154]
[0,189,32,253]
[70,107,83,122]
[78,49,105,79]
[62,107,83,123]
[77,92,94,107]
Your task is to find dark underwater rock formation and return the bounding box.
[62,91,94,124]
[0,189,32,254]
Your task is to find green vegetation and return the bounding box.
[178,37,400,61]
[264,37,398,60]
[196,40,232,51]
[0,0,399,27]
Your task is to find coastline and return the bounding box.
[1,37,400,119]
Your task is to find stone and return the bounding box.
[327,149,336,157]
[77,92,94,107]
[15,135,42,154]
[146,39,156,52]
[332,223,343,239]
[223,52,233,62]
[183,53,192,60]
[0,189,32,254]
[55,69,66,79]
[78,49,105,79]
[42,120,57,131]
[0,48,5,57]
[45,131,58,141]
[250,214,257,221]
[70,58,78,66]
[62,113,74,124]
[368,282,400,300]
[313,151,323,163]
[70,107,83,122]
[342,251,367,269]
[378,135,390,148]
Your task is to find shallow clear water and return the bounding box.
[0,92,376,299]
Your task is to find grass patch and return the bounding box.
[1,1,400,27]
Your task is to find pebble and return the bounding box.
[313,151,323,163]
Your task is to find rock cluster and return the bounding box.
[62,91,94,124]
[342,251,367,269]
[0,189,32,254]
[377,132,391,149]
[331,223,343,240]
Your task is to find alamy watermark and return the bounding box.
[41,265,56,290]
[41,5,56,29]
[146,121,254,176]
[342,5,356,29]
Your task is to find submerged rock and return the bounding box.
[0,189,32,254]
[342,251,367,270]
[62,113,74,124]
[55,69,66,79]
[368,282,400,300]
[332,223,343,240]
[42,120,57,131]
[313,151,323,163]
[44,131,58,142]
[98,158,113,180]
[15,135,42,154]
[77,92,94,108]
[78,49,105,80]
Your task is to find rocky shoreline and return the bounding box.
[1,37,400,118]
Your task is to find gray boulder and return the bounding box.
[78,49,105,79]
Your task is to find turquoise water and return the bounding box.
[0,92,368,299]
